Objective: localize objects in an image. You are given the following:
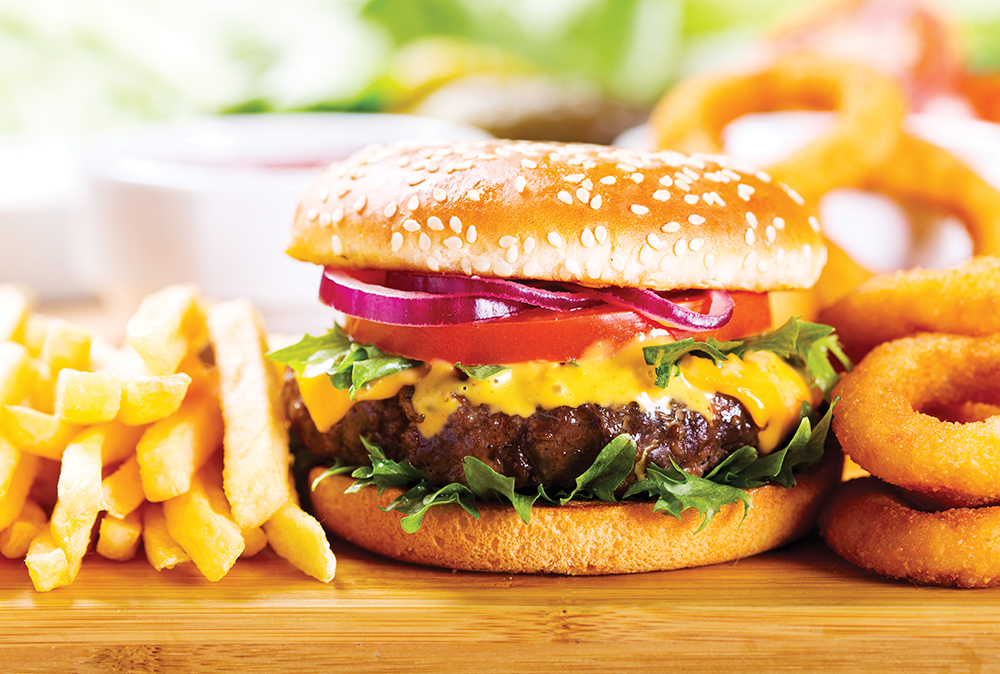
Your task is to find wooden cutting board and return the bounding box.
[1,533,997,673]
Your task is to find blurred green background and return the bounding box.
[2,0,1000,140]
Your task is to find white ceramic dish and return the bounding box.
[79,113,492,333]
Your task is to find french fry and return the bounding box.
[0,342,34,406]
[0,497,46,559]
[0,284,32,343]
[25,528,72,592]
[53,369,122,424]
[137,392,222,502]
[0,437,40,530]
[66,422,145,468]
[102,455,145,519]
[207,299,290,529]
[54,434,104,533]
[263,501,337,583]
[162,461,245,582]
[118,373,191,426]
[1,405,80,461]
[96,509,142,561]
[126,284,206,376]
[38,320,92,374]
[241,525,268,558]
[142,502,190,571]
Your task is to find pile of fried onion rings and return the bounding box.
[822,258,1000,587]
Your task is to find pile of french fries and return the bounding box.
[0,283,336,591]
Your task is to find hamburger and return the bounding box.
[270,139,847,575]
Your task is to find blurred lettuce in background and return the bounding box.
[2,0,1000,138]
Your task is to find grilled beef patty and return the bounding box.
[283,370,759,492]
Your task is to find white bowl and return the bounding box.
[79,113,492,333]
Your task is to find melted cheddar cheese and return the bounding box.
[294,338,817,455]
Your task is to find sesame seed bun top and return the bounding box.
[286,140,826,291]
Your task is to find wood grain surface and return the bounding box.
[1,533,997,673]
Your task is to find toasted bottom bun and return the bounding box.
[309,452,843,575]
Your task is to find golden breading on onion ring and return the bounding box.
[649,54,908,205]
[833,332,1000,506]
[819,256,1000,362]
[820,477,1000,589]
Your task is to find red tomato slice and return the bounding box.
[344,292,771,365]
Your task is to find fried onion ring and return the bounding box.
[819,256,1000,362]
[649,54,908,205]
[820,477,1000,588]
[833,332,1000,505]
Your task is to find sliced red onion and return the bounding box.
[384,272,601,312]
[320,268,528,325]
[578,286,734,331]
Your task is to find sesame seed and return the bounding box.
[682,167,700,181]
[784,184,805,205]
[433,188,447,202]
[331,234,343,255]
[450,216,462,233]
[618,163,637,173]
[658,176,673,187]
[455,161,473,170]
[419,233,431,251]
[384,201,398,218]
[638,245,653,265]
[590,195,602,210]
[647,233,662,250]
[738,184,755,201]
[404,219,421,232]
[307,208,319,222]
[521,159,537,169]
[426,162,439,173]
[581,228,596,247]
[673,238,687,256]
[319,188,330,202]
[674,179,692,192]
[548,232,564,247]
[515,176,527,193]
[631,173,645,184]
[391,232,403,252]
[600,176,616,185]
[653,190,670,201]
[444,236,463,250]
[332,206,345,224]
[494,261,514,276]
[318,212,332,227]
[610,251,627,272]
[582,178,594,190]
[744,252,757,269]
[689,214,705,225]
[473,256,490,273]
[334,181,350,198]
[427,216,444,231]
[704,252,716,269]
[397,156,411,167]
[586,260,602,279]
[506,247,518,264]
[499,235,518,248]
[565,174,585,183]
[576,188,590,203]
[746,212,758,228]
[722,168,741,182]
[466,225,478,243]
[427,256,441,271]
[766,225,776,242]
[595,225,608,245]
[565,258,582,275]
[461,257,472,274]
[662,222,681,233]
[808,216,819,232]
[408,195,420,211]
[804,243,812,260]
[408,175,425,186]
[690,238,704,251]
[353,196,367,212]
[704,192,725,207]
[745,228,756,245]
[684,194,699,205]
[631,204,649,215]
[558,191,573,205]
[467,189,481,201]
[755,170,772,183]
[524,237,535,254]
[523,260,541,276]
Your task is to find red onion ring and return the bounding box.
[320,267,734,331]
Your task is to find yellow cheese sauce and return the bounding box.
[294,338,817,456]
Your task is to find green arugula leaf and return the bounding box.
[266,324,421,399]
[558,434,637,503]
[643,339,730,387]
[623,461,751,532]
[464,457,541,523]
[455,363,510,380]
